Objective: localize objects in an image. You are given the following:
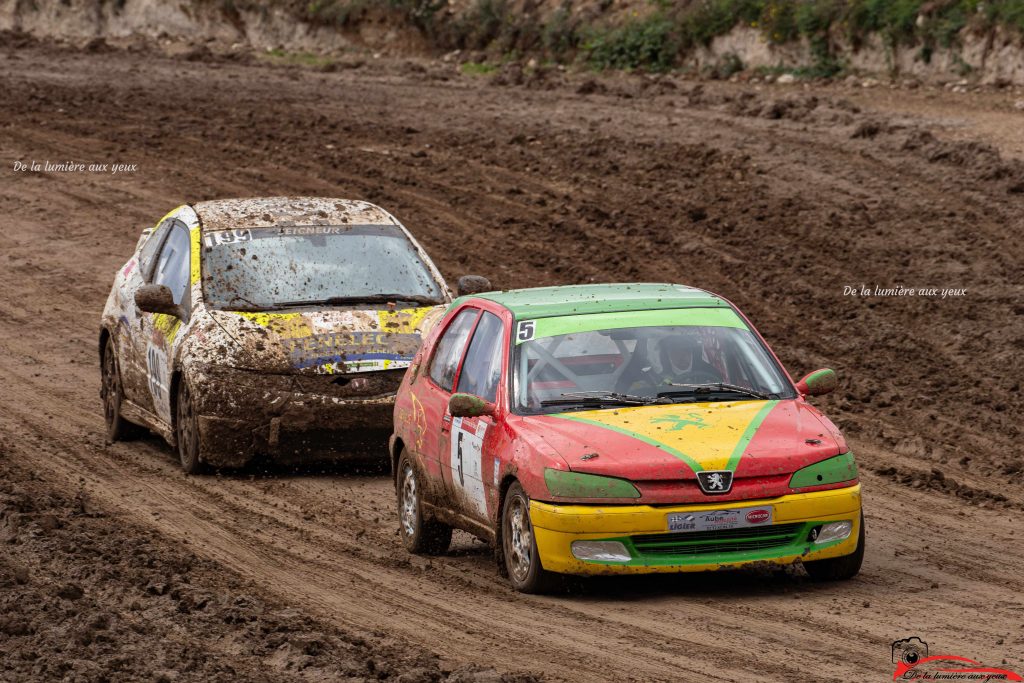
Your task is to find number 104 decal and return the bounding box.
[145,343,171,421]
[449,417,488,517]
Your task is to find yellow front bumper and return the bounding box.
[530,484,862,575]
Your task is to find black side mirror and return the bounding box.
[456,275,492,297]
[135,284,185,319]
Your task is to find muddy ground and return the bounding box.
[1,35,1023,682]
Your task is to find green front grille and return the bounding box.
[631,523,806,558]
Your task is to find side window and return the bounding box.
[456,312,504,403]
[152,223,191,307]
[428,308,479,392]
[139,218,173,279]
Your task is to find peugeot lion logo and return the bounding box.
[697,470,733,494]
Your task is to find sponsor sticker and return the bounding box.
[666,507,773,533]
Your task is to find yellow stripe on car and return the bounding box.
[556,400,777,472]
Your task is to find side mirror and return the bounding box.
[448,392,496,418]
[456,275,492,297]
[135,284,184,319]
[796,368,837,397]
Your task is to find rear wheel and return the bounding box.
[175,378,206,475]
[804,512,865,581]
[101,339,141,442]
[397,451,452,555]
[501,482,559,594]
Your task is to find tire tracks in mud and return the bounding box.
[2,330,1022,681]
[1,45,1023,681]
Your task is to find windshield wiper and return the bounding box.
[658,383,773,401]
[222,294,267,311]
[541,391,663,407]
[273,294,442,308]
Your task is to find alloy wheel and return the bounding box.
[400,461,418,538]
[505,494,533,583]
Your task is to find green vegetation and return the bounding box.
[257,48,337,67]
[549,0,1024,75]
[303,0,446,36]
[583,15,678,71]
[229,0,1024,75]
[459,60,497,75]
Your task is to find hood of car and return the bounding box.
[206,305,444,375]
[526,400,843,481]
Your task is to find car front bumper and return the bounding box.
[529,484,862,575]
[190,366,400,467]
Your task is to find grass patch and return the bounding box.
[258,48,336,67]
[460,61,497,75]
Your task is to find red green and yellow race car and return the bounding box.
[390,283,863,592]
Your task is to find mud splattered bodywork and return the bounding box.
[392,284,864,586]
[100,197,451,469]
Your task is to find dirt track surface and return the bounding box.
[1,38,1023,682]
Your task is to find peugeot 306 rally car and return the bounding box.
[100,197,490,473]
[390,283,864,592]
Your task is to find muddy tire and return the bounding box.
[101,338,141,442]
[804,512,865,581]
[501,481,559,594]
[175,377,206,475]
[397,451,451,555]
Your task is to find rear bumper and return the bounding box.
[530,484,862,575]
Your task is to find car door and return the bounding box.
[417,306,480,480]
[119,217,173,407]
[441,310,507,523]
[139,220,193,424]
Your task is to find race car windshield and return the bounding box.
[201,224,445,310]
[512,309,796,414]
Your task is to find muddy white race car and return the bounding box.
[99,197,490,473]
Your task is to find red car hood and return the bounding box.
[525,400,842,481]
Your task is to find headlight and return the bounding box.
[571,541,632,562]
[789,452,858,488]
[811,520,853,544]
[544,468,641,499]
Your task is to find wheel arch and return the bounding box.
[168,369,183,446]
[98,327,112,363]
[390,436,406,484]
[493,474,521,569]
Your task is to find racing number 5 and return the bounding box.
[517,321,535,342]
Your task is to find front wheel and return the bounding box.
[175,377,207,475]
[397,451,452,555]
[804,512,865,581]
[101,339,141,442]
[501,482,559,594]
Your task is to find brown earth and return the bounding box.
[1,35,1023,682]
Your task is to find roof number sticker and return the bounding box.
[517,320,535,343]
[203,229,252,248]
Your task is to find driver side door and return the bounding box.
[139,220,192,424]
[441,310,506,523]
[416,306,480,484]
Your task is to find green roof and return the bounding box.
[467,283,729,319]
